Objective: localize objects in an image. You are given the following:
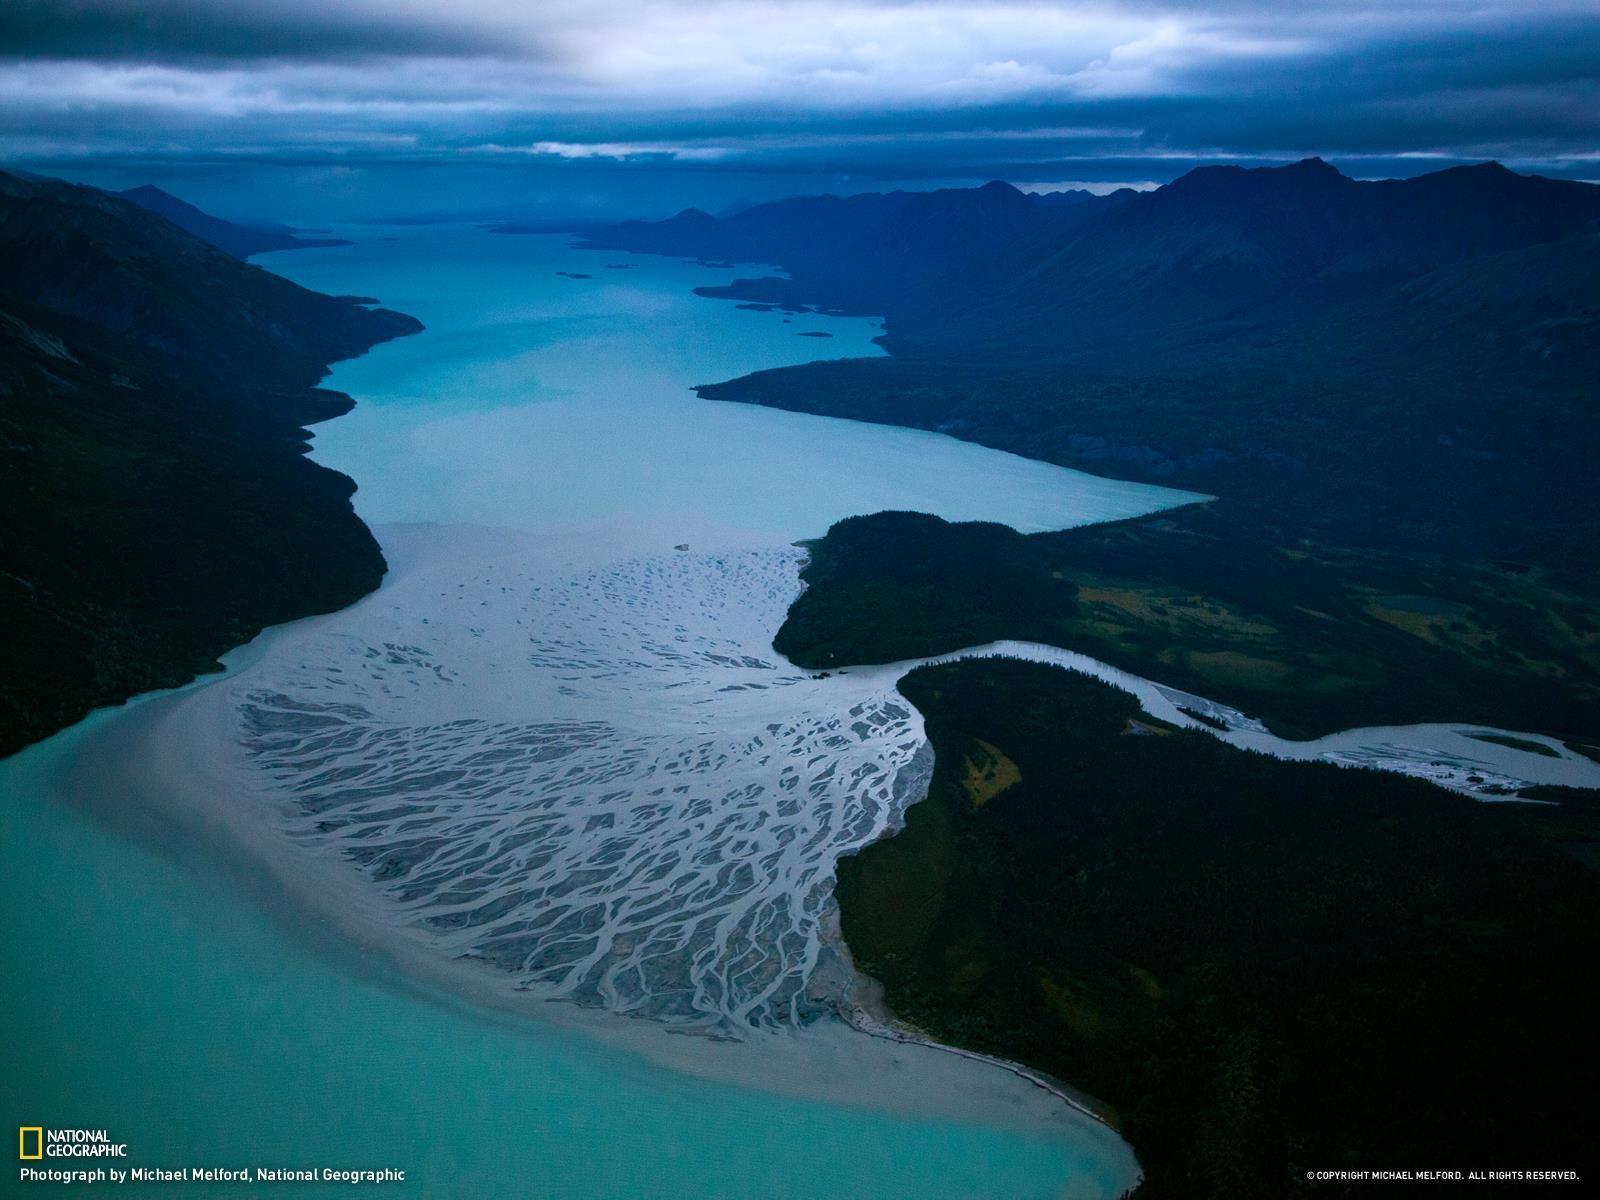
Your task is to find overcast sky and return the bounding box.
[2,1,1596,214]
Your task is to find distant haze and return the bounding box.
[2,0,1595,221]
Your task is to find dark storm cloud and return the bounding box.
[0,0,510,62]
[1,1,1595,182]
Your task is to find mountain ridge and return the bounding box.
[0,169,419,757]
[116,183,353,259]
[584,159,1600,364]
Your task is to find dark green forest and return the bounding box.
[778,510,1600,742]
[836,659,1600,1199]
[0,170,419,755]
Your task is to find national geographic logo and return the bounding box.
[18,1127,128,1159]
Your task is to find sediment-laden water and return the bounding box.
[3,225,1183,1200]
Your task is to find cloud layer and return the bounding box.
[2,0,1595,181]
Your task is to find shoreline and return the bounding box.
[811,739,1128,1135]
[825,902,1128,1134]
[0,177,423,758]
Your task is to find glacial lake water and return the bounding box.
[2,226,1204,1199]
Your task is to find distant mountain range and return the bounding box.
[592,160,1600,571]
[0,170,418,756]
[116,184,351,259]
[897,159,1600,363]
[590,158,1600,362]
[588,179,1113,315]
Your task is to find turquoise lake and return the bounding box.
[2,226,1201,1198]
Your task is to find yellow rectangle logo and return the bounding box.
[19,1127,43,1160]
